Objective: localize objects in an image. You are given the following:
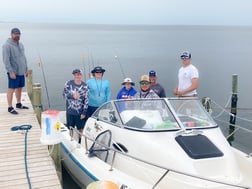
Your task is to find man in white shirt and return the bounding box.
[173,51,199,97]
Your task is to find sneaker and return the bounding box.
[8,107,18,114]
[16,103,29,109]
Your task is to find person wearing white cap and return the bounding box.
[173,51,199,97]
[116,78,137,99]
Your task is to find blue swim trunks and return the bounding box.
[8,73,25,89]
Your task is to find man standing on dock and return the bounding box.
[2,28,29,114]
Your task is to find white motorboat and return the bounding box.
[59,98,252,189]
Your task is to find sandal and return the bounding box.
[16,103,29,109]
[8,107,18,114]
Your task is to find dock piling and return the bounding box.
[26,69,33,99]
[228,74,238,145]
[32,83,43,125]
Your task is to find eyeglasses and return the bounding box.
[95,72,102,74]
[140,81,150,85]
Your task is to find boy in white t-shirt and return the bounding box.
[173,51,199,97]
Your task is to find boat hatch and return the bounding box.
[175,134,223,159]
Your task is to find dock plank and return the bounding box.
[0,92,62,189]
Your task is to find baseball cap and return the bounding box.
[11,28,21,34]
[149,70,156,77]
[180,51,191,59]
[72,69,82,74]
[140,75,149,82]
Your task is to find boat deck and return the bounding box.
[0,92,62,189]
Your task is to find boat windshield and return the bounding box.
[94,98,217,131]
[115,99,179,130]
[168,98,216,129]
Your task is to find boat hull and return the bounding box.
[60,126,252,189]
[60,142,96,188]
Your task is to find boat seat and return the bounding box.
[88,130,112,162]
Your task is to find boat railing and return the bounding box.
[68,126,251,189]
[247,153,252,158]
[207,98,252,155]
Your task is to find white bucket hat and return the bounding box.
[121,78,135,86]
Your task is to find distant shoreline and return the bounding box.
[1,21,252,28]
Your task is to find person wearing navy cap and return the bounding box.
[149,70,166,98]
[173,51,199,97]
[63,68,89,146]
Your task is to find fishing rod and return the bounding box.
[114,53,126,79]
[38,52,51,109]
[90,52,95,68]
[87,51,91,79]
[81,54,86,81]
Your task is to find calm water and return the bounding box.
[1,23,252,189]
[1,23,252,110]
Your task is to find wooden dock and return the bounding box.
[0,92,62,189]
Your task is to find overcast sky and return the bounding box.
[1,0,252,25]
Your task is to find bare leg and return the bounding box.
[70,127,73,140]
[15,87,22,104]
[78,129,83,144]
[7,88,15,107]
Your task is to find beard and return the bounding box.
[141,88,149,92]
[13,36,20,42]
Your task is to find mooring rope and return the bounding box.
[210,97,252,125]
[11,125,32,189]
[209,95,232,119]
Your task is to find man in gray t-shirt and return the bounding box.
[149,70,166,98]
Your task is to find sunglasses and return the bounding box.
[140,81,150,85]
[95,71,102,74]
[181,57,190,60]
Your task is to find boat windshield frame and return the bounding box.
[92,98,217,131]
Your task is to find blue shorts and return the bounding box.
[8,73,25,89]
[66,114,85,130]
